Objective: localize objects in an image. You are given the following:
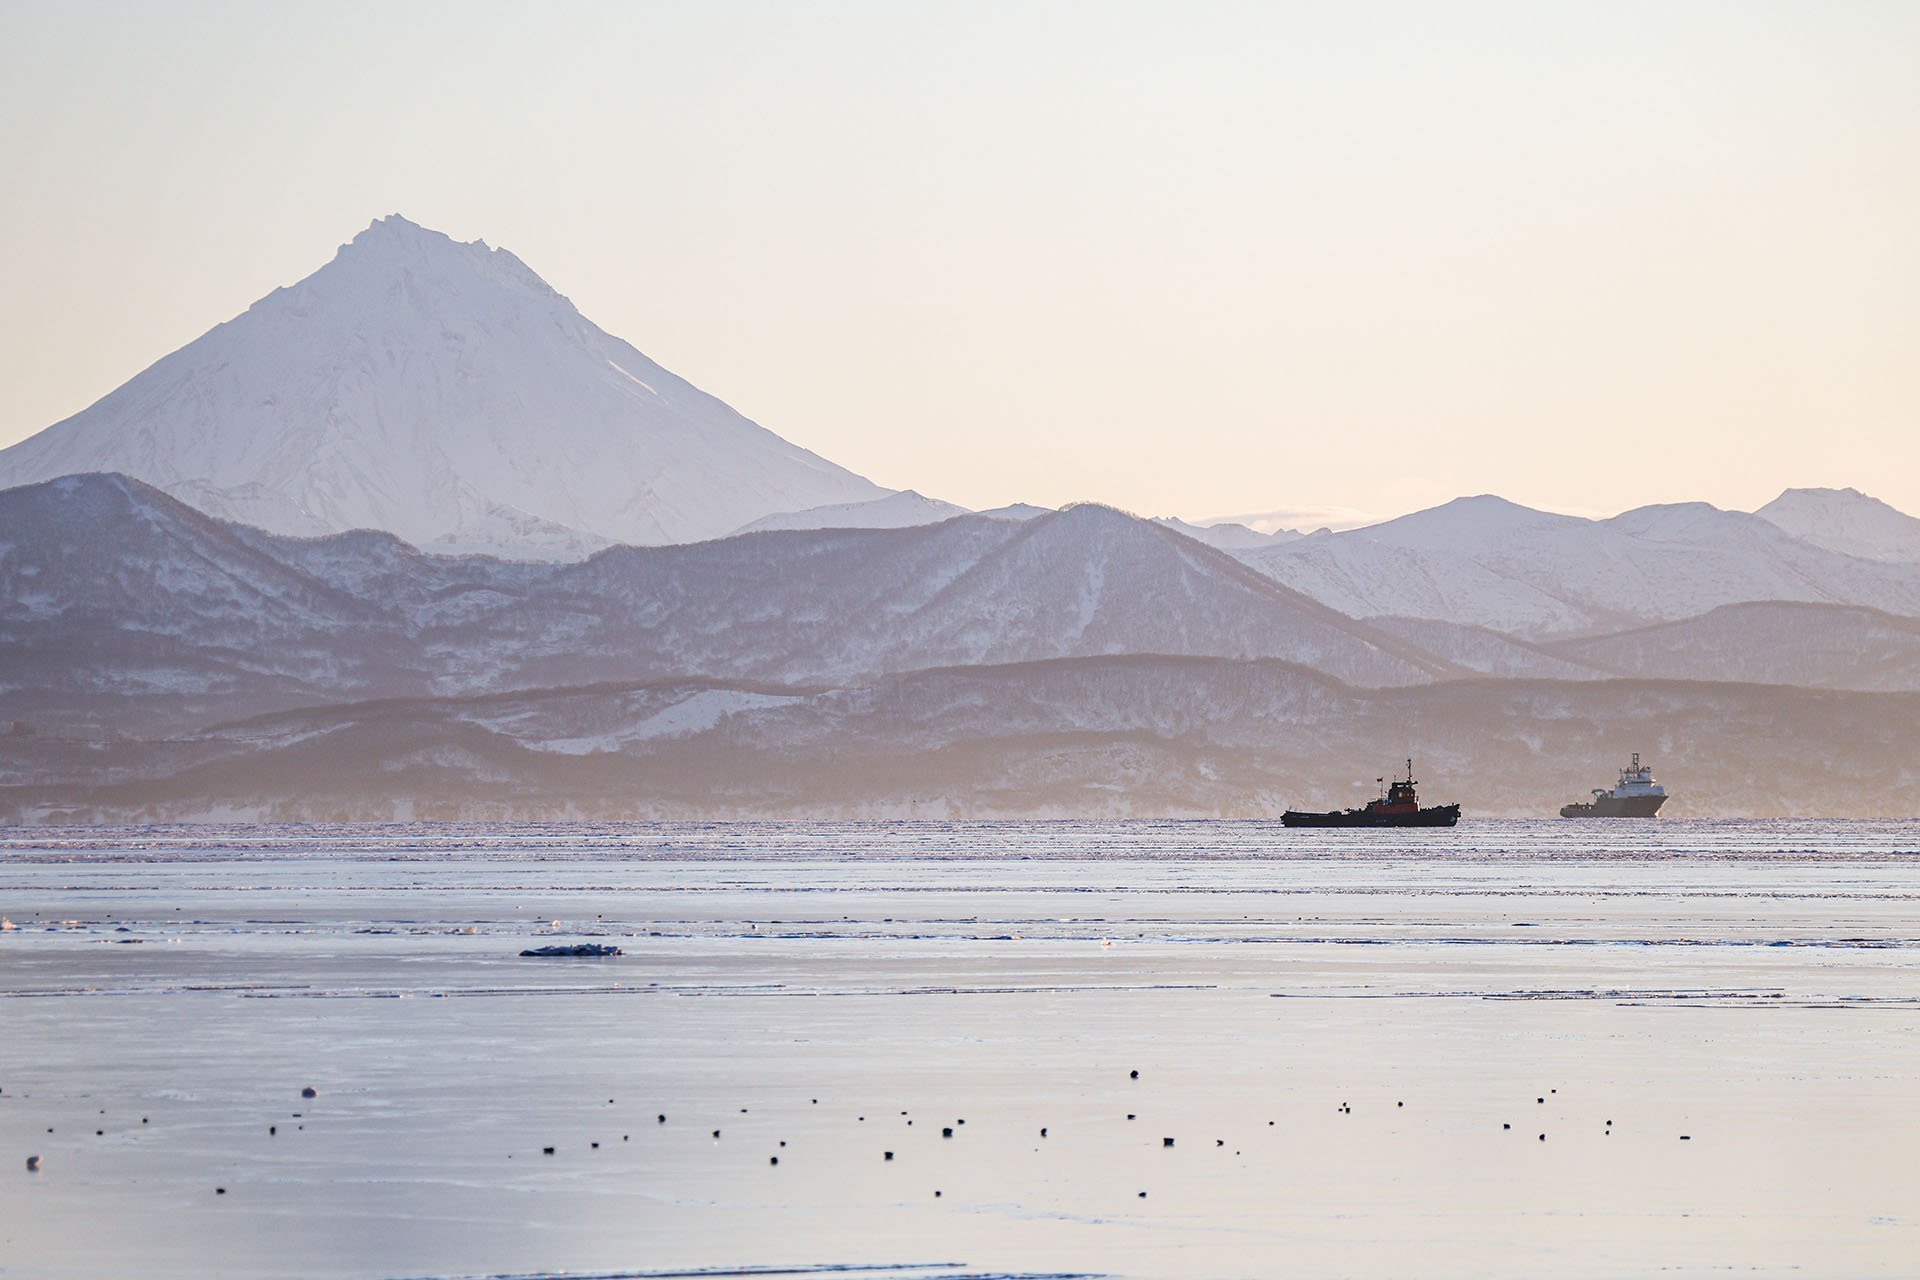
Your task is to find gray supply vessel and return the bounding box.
[1560,753,1668,817]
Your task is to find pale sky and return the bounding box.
[2,0,1917,522]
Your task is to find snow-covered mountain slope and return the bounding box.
[1588,501,1920,616]
[1234,529,1595,635]
[730,490,966,535]
[1150,516,1286,551]
[1359,494,1590,556]
[0,478,1460,732]
[0,474,435,729]
[1235,494,1920,637]
[1366,616,1609,681]
[476,503,1462,692]
[0,216,887,558]
[15,656,1918,821]
[1754,487,1920,563]
[1206,505,1369,534]
[976,503,1053,521]
[1547,601,1920,692]
[872,504,1458,684]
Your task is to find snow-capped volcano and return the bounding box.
[0,215,888,557]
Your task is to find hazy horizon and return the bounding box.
[3,0,1916,522]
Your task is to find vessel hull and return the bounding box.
[1559,794,1667,818]
[1282,804,1461,828]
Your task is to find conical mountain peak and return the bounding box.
[0,217,887,558]
[299,214,560,314]
[332,214,480,268]
[357,211,436,239]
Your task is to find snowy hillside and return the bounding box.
[976,503,1054,521]
[1366,616,1608,681]
[0,473,442,728]
[730,490,967,535]
[380,503,1463,694]
[0,216,888,557]
[1236,494,1920,637]
[11,656,1916,821]
[1234,529,1592,635]
[1547,601,1920,692]
[0,477,1455,732]
[1150,516,1287,551]
[1755,488,1920,563]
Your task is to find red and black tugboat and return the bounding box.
[1282,759,1462,827]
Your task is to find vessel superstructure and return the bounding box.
[1559,753,1668,817]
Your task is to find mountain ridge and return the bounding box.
[1755,487,1920,563]
[0,475,1454,734]
[1235,492,1920,637]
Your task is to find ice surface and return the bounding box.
[2,819,1917,1278]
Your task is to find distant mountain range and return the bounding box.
[1232,492,1920,637]
[0,473,1450,736]
[4,470,1919,820]
[3,215,1918,819]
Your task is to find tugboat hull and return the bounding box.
[1283,804,1461,828]
[1559,794,1666,818]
